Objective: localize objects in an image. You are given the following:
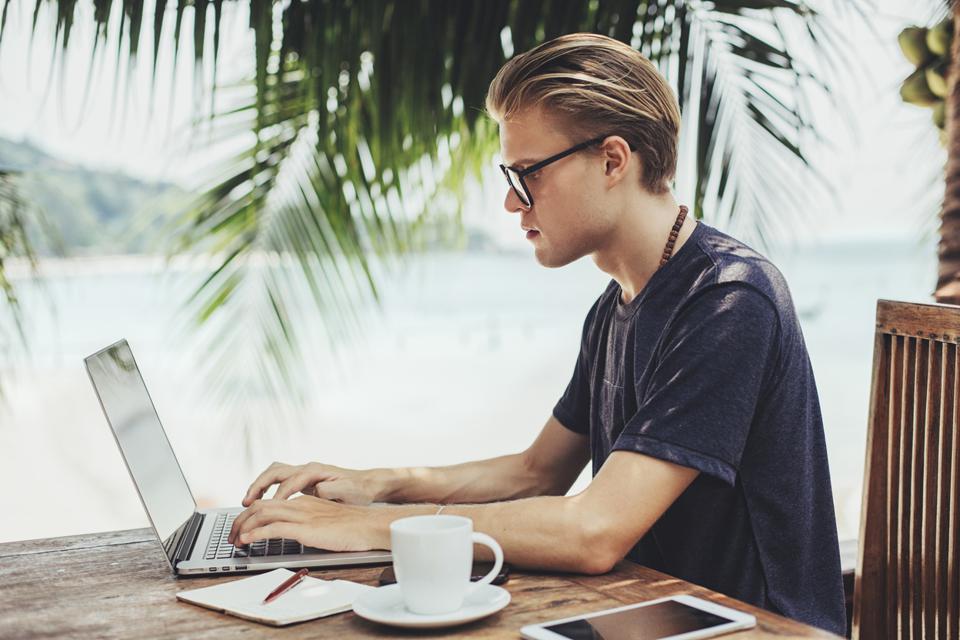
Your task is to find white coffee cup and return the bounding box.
[389,514,504,615]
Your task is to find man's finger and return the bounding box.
[228,501,259,543]
[242,464,292,506]
[311,480,345,502]
[273,473,312,501]
[229,499,273,543]
[231,500,306,543]
[242,467,286,506]
[234,509,286,539]
[239,522,301,545]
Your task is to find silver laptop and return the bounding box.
[84,339,392,576]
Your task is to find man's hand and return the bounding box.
[227,495,389,550]
[241,462,380,507]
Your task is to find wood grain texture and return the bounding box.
[921,340,938,640]
[877,299,960,343]
[0,529,841,639]
[950,344,956,640]
[854,300,960,640]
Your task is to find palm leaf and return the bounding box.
[0,169,40,402]
[678,2,862,245]
[8,0,867,437]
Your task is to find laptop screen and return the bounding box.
[84,340,196,563]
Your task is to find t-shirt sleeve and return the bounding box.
[612,283,780,486]
[552,297,603,435]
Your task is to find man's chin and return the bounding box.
[533,245,579,269]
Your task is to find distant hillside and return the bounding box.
[0,137,507,257]
[0,138,187,255]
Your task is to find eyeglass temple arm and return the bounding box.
[518,136,606,176]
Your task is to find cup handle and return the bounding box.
[468,532,504,592]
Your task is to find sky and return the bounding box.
[0,0,949,247]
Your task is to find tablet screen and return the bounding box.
[543,600,733,640]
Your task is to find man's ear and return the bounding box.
[601,135,636,185]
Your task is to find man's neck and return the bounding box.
[591,193,696,304]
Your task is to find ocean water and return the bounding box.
[0,236,938,543]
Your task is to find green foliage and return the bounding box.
[0,169,37,400]
[1,0,866,432]
[0,172,31,323]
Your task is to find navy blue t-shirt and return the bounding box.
[553,221,845,634]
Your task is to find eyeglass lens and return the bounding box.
[504,167,530,206]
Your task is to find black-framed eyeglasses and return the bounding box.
[499,134,630,207]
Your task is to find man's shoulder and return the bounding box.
[692,224,793,312]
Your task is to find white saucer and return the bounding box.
[352,583,511,629]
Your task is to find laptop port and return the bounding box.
[208,568,217,572]
[235,565,247,570]
[221,566,231,571]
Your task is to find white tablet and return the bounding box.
[520,594,757,640]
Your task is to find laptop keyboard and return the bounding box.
[204,512,315,560]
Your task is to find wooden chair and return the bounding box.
[853,299,960,639]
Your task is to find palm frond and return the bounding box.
[680,0,863,246]
[0,170,39,402]
[8,0,867,437]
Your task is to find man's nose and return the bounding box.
[503,187,530,214]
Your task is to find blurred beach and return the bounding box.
[0,233,937,544]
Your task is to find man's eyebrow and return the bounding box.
[507,157,537,168]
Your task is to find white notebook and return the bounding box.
[176,568,374,626]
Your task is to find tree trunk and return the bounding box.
[935,2,960,303]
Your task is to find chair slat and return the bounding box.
[899,337,916,640]
[949,348,959,638]
[886,334,903,639]
[934,342,953,640]
[855,331,892,640]
[910,340,928,640]
[922,340,940,640]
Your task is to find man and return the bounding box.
[228,33,846,633]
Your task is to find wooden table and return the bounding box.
[0,528,841,638]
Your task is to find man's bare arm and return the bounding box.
[230,449,698,575]
[377,415,590,504]
[422,450,699,573]
[241,415,589,506]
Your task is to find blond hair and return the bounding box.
[485,33,680,195]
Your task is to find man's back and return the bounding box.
[554,221,846,634]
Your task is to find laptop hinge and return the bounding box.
[173,512,205,566]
